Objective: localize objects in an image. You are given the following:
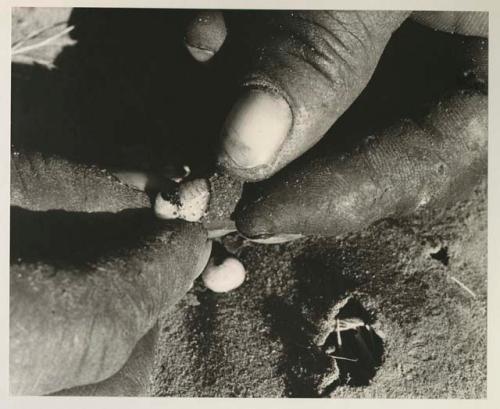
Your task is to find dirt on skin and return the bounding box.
[153,180,486,398]
[11,7,487,398]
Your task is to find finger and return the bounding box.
[10,208,211,395]
[235,89,486,237]
[11,150,149,212]
[184,10,227,62]
[411,11,488,37]
[217,11,410,181]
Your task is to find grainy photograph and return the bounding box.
[10,6,488,398]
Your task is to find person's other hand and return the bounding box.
[183,10,487,238]
[10,151,212,395]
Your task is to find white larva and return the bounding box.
[154,178,210,222]
[202,257,246,293]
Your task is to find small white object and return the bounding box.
[202,257,246,293]
[249,233,303,244]
[336,319,342,347]
[171,165,191,183]
[154,178,210,222]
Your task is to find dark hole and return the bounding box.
[325,326,384,388]
[430,246,449,266]
[321,298,385,393]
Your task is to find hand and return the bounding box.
[10,151,212,395]
[182,10,487,238]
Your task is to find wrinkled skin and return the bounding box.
[10,9,488,396]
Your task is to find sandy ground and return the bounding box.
[11,7,487,398]
[153,181,486,398]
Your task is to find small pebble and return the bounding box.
[202,256,246,293]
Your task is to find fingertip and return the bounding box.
[234,201,276,239]
[184,10,227,62]
[235,208,304,243]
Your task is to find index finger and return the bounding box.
[11,150,150,212]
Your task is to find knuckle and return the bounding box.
[282,11,376,88]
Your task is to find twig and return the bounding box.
[336,319,342,347]
[450,276,477,298]
[12,25,75,56]
[11,53,55,69]
[12,20,68,50]
[330,355,358,362]
[334,317,365,332]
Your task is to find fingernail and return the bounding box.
[220,90,292,169]
[185,43,215,62]
[248,233,304,244]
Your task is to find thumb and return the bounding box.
[216,10,409,181]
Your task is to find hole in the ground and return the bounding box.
[321,298,385,393]
[430,246,449,266]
